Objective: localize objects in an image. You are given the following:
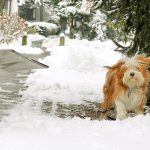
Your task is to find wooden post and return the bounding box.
[22,32,27,45]
[59,33,65,46]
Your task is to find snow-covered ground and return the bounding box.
[0,113,150,150]
[22,37,121,104]
[0,35,150,150]
[0,34,45,54]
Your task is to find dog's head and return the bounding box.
[106,55,150,89]
[122,58,145,88]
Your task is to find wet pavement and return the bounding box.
[0,40,47,120]
[0,70,30,119]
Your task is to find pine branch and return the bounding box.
[111,39,127,49]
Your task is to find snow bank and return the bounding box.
[0,34,45,54]
[0,113,150,150]
[0,44,43,54]
[27,34,45,42]
[22,38,121,104]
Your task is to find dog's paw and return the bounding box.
[116,114,127,120]
[99,113,108,121]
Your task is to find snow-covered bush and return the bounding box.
[27,22,60,37]
[0,13,27,44]
[89,10,107,40]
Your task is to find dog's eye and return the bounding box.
[135,67,139,70]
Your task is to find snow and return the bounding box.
[22,38,121,104]
[90,10,106,40]
[18,0,44,5]
[65,6,77,15]
[0,113,150,150]
[27,22,59,32]
[59,6,77,17]
[60,33,65,37]
[0,34,45,54]
[27,34,46,42]
[58,1,68,7]
[0,44,43,55]
[0,34,150,150]
[80,0,92,14]
[18,0,25,6]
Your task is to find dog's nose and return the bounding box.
[130,72,135,77]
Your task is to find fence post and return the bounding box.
[59,33,65,46]
[22,32,27,46]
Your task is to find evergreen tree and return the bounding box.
[94,0,150,56]
[57,0,106,40]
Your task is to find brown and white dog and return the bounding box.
[100,55,150,120]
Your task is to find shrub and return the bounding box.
[27,22,60,37]
[0,13,27,44]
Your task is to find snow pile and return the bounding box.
[27,34,45,42]
[0,44,43,55]
[0,113,150,150]
[0,34,45,54]
[22,38,121,104]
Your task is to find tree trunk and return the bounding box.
[69,14,74,39]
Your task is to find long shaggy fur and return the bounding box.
[100,55,150,120]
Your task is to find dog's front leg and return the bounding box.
[115,100,127,120]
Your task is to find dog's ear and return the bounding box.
[104,60,125,70]
[136,55,150,65]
